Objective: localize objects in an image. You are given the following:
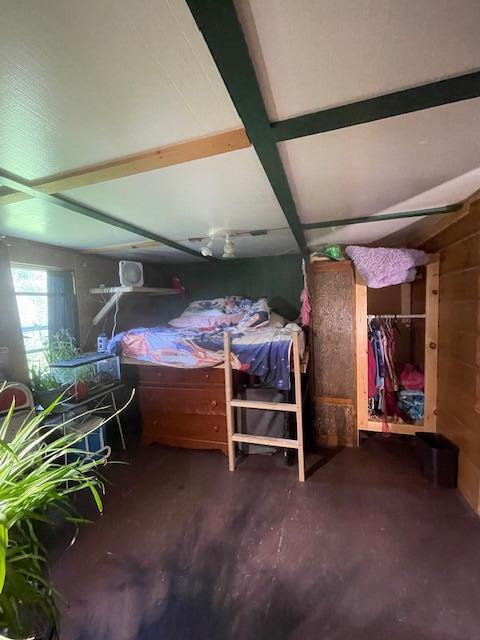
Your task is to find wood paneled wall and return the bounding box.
[421,201,480,513]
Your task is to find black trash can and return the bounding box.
[415,432,459,488]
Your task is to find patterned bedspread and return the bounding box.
[108,323,303,391]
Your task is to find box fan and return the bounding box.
[119,260,144,288]
[90,260,180,326]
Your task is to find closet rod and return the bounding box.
[367,314,426,319]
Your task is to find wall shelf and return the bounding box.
[90,286,180,326]
[90,286,180,295]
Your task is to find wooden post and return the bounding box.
[354,270,368,442]
[424,254,439,433]
[223,331,236,471]
[292,331,305,482]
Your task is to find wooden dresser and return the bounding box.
[138,365,246,454]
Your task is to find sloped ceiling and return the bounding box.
[235,0,480,251]
[0,0,240,179]
[281,99,480,244]
[1,0,480,261]
[235,0,480,120]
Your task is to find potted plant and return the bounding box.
[29,365,64,409]
[45,330,79,366]
[45,331,94,402]
[0,386,128,639]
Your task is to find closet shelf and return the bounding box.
[367,314,425,319]
[363,418,432,437]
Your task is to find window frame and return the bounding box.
[10,264,77,366]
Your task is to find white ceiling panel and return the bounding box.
[0,198,156,251]
[305,217,423,250]
[104,246,204,264]
[187,228,296,260]
[62,147,294,242]
[304,168,480,249]
[0,0,240,180]
[235,0,480,120]
[280,99,480,227]
[371,168,480,215]
[113,227,296,263]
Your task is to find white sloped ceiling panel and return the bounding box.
[0,0,240,180]
[236,0,480,120]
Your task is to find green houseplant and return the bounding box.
[30,330,82,407]
[29,366,63,409]
[0,386,129,639]
[44,331,96,402]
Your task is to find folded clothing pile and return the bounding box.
[398,389,424,422]
[345,246,429,288]
[398,363,425,422]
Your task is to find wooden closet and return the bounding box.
[355,255,439,438]
[309,255,439,447]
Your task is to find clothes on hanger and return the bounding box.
[367,316,422,426]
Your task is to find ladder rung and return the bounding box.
[232,433,299,449]
[230,399,296,412]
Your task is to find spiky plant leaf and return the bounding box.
[0,383,133,639]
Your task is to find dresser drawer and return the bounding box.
[142,412,227,443]
[139,365,224,388]
[139,386,225,416]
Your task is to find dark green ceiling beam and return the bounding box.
[272,71,480,142]
[186,0,307,256]
[302,202,463,231]
[0,172,214,261]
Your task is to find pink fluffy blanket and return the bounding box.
[345,246,429,288]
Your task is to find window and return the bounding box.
[11,265,78,370]
[11,266,49,368]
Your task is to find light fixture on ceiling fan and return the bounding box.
[200,237,214,257]
[222,233,235,258]
[200,229,236,259]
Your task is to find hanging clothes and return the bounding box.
[367,341,376,398]
[367,317,411,427]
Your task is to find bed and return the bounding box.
[109,297,304,453]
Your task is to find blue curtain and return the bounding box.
[47,270,79,340]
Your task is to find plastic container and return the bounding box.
[49,352,120,403]
[97,332,108,353]
[415,432,459,488]
[66,420,106,463]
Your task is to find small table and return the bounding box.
[47,382,126,451]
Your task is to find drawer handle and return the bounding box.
[213,425,219,432]
[210,400,218,408]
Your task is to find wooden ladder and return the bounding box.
[223,331,305,482]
